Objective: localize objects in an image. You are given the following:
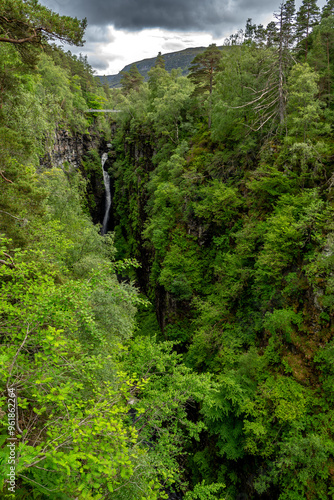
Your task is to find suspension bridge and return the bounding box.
[86,109,122,113]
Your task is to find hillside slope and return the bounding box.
[98,46,224,87]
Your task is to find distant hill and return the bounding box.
[97,46,223,88]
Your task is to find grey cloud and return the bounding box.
[39,0,327,74]
[86,56,110,70]
[39,0,292,37]
[69,42,122,62]
[85,25,114,43]
[162,41,185,52]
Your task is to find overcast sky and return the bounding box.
[39,0,327,75]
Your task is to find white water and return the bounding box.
[101,152,111,235]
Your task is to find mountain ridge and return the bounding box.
[97,45,223,87]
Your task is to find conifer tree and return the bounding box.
[318,0,334,101]
[280,0,296,50]
[155,51,166,69]
[255,24,266,46]
[275,0,296,122]
[188,44,222,96]
[266,21,279,47]
[120,64,144,94]
[311,15,334,100]
[188,44,223,128]
[321,0,334,19]
[296,0,320,59]
[244,18,257,43]
[0,0,86,65]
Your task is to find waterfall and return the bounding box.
[101,152,111,235]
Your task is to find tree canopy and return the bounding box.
[188,43,223,95]
[120,64,144,94]
[2,0,334,498]
[0,0,86,63]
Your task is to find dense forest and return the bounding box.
[1,0,334,498]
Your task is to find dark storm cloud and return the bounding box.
[41,0,281,36]
[85,26,114,43]
[87,55,110,70]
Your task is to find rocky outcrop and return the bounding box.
[40,129,100,170]
[39,128,113,227]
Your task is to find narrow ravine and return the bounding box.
[101,152,111,235]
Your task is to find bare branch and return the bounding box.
[227,86,278,109]
[0,35,40,44]
[244,109,278,132]
[17,475,60,493]
[7,325,30,388]
[0,259,15,269]
[0,209,28,223]
[0,171,13,183]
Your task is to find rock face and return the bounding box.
[40,129,100,170]
[39,128,108,226]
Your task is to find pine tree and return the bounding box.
[188,44,222,96]
[275,0,296,122]
[255,24,266,46]
[266,21,279,47]
[311,16,334,100]
[0,0,86,65]
[155,51,166,69]
[296,0,320,59]
[244,18,257,43]
[280,0,296,50]
[188,44,223,128]
[321,0,334,19]
[120,64,144,94]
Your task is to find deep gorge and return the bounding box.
[1,1,334,498]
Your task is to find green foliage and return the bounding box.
[120,336,212,492]
[193,180,243,226]
[159,234,205,300]
[247,164,297,207]
[211,44,272,152]
[296,0,320,57]
[188,44,223,96]
[148,75,194,145]
[286,63,330,141]
[0,189,153,498]
[120,64,144,94]
[184,481,226,500]
[3,4,334,498]
[0,0,86,65]
[188,44,223,128]
[254,190,326,292]
[155,51,166,69]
